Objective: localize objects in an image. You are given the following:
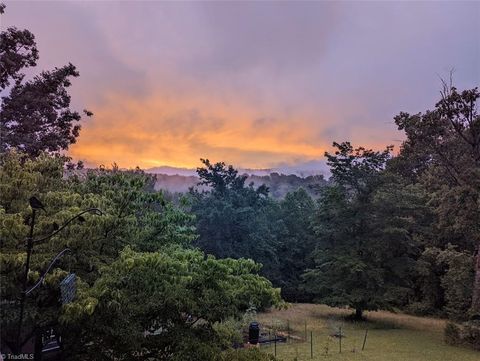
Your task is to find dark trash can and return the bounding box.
[248,322,260,344]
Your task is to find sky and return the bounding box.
[2,1,479,172]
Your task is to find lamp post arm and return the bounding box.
[34,208,103,244]
[25,248,72,296]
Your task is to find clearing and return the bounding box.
[256,303,478,361]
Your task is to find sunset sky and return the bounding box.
[3,1,479,171]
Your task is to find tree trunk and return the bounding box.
[471,246,480,318]
[355,308,363,320]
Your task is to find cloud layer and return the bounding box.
[3,1,479,169]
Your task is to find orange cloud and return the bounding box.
[69,91,330,169]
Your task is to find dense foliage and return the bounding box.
[302,143,426,318]
[60,247,281,361]
[189,93,479,324]
[390,85,480,319]
[190,159,280,281]
[0,152,281,359]
[190,159,318,298]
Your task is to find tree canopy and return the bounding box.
[0,5,90,157]
[303,143,425,318]
[1,152,281,359]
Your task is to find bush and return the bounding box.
[444,322,461,345]
[461,321,480,351]
[444,320,480,350]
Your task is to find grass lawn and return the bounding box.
[256,304,478,361]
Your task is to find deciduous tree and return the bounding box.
[0,5,90,157]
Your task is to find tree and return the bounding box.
[190,159,280,280]
[59,247,282,361]
[0,5,90,157]
[275,188,316,301]
[196,158,248,194]
[303,142,422,319]
[410,245,475,322]
[0,152,196,356]
[393,85,480,317]
[70,164,197,255]
[0,4,38,89]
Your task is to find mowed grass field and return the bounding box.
[257,304,479,361]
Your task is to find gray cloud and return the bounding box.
[2,0,479,169]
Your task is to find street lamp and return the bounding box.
[15,198,103,354]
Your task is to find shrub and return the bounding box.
[461,321,480,351]
[444,320,480,350]
[444,322,461,346]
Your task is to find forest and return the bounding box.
[1,3,479,361]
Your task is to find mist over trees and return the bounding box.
[153,172,327,199]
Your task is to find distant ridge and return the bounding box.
[146,165,274,177]
[146,166,198,176]
[146,160,329,178]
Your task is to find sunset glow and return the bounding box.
[4,1,478,170]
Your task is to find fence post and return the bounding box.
[362,329,368,351]
[339,326,342,354]
[287,319,290,342]
[310,331,313,359]
[274,332,277,357]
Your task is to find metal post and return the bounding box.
[339,326,342,353]
[16,209,36,351]
[310,331,313,359]
[362,329,368,351]
[274,332,277,357]
[287,319,290,342]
